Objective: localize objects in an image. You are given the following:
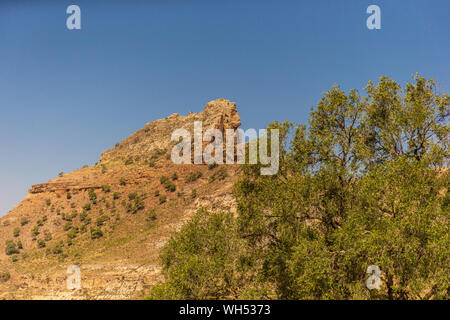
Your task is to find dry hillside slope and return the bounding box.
[0,99,241,299]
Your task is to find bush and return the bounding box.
[146,209,157,221]
[186,171,202,183]
[171,173,178,181]
[83,203,91,211]
[164,180,176,192]
[67,229,78,240]
[37,239,46,248]
[147,210,243,299]
[90,228,103,239]
[13,227,20,237]
[113,192,121,200]
[159,195,167,204]
[208,162,218,170]
[45,232,52,241]
[102,185,111,193]
[66,192,72,200]
[31,226,39,239]
[48,243,63,255]
[46,199,51,206]
[0,272,10,282]
[80,210,88,222]
[5,240,19,255]
[127,195,145,214]
[125,157,133,165]
[160,176,169,185]
[17,240,23,249]
[96,215,110,227]
[10,255,18,263]
[20,217,29,226]
[191,189,197,199]
[209,167,228,183]
[63,222,73,231]
[128,193,137,201]
[120,178,126,186]
[88,188,97,203]
[154,190,160,197]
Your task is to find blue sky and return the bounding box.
[0,0,449,216]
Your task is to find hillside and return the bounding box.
[0,99,241,299]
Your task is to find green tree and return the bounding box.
[151,75,449,300]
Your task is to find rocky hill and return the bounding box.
[0,99,241,299]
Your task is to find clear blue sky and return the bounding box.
[1,0,449,216]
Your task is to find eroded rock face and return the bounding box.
[100,98,241,163]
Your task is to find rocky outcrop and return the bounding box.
[100,98,241,162]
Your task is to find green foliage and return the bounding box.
[13,227,20,237]
[16,240,23,249]
[102,185,111,193]
[31,226,39,239]
[171,173,178,181]
[119,178,126,186]
[37,239,46,248]
[154,190,160,197]
[208,162,218,170]
[126,194,145,214]
[151,75,450,300]
[5,240,19,255]
[63,221,73,231]
[113,192,121,200]
[146,209,157,222]
[67,228,78,240]
[20,217,29,226]
[44,232,52,241]
[88,188,97,203]
[80,210,88,222]
[164,180,176,192]
[96,215,110,226]
[209,166,228,182]
[125,157,133,165]
[0,272,10,282]
[191,189,197,199]
[90,228,103,239]
[48,242,63,255]
[148,210,253,299]
[186,171,202,183]
[159,195,167,204]
[83,203,91,211]
[66,192,72,200]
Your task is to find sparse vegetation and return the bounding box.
[90,228,103,239]
[186,171,202,183]
[20,217,29,226]
[37,239,46,248]
[159,195,167,204]
[0,272,11,282]
[209,166,228,182]
[5,240,19,255]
